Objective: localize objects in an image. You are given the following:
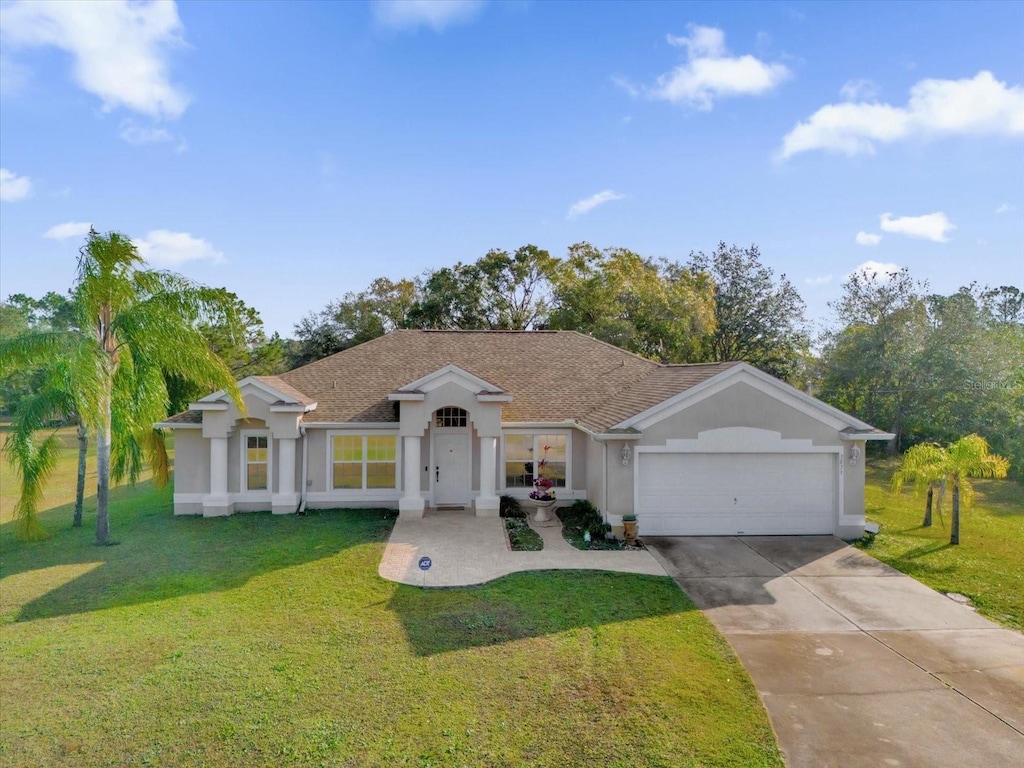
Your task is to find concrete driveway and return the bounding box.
[647,536,1024,768]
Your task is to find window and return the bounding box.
[331,434,397,490]
[434,407,468,428]
[504,433,567,489]
[244,434,270,492]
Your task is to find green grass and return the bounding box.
[1,437,782,767]
[503,517,543,551]
[858,459,1024,631]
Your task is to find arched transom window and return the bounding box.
[434,406,468,428]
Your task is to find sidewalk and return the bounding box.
[378,509,665,587]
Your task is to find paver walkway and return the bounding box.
[378,509,664,587]
[647,535,1024,768]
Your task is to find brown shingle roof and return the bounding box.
[283,330,657,424]
[165,331,739,430]
[252,375,317,407]
[580,362,739,431]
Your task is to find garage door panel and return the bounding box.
[637,453,835,536]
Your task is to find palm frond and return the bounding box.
[3,430,61,541]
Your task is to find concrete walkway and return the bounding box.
[647,535,1024,768]
[378,509,665,587]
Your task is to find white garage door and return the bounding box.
[637,452,836,536]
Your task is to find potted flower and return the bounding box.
[529,477,557,522]
[621,513,638,543]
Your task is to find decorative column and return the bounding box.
[203,436,232,516]
[272,437,299,514]
[475,435,500,517]
[399,435,425,519]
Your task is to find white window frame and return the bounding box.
[501,429,571,491]
[327,431,400,492]
[240,429,272,497]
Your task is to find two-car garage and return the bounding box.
[635,449,838,537]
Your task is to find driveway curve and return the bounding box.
[647,535,1024,768]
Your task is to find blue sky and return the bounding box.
[1,0,1022,337]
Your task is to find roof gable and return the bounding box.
[616,362,888,436]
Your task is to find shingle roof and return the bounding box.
[165,330,739,431]
[251,375,317,407]
[580,362,740,431]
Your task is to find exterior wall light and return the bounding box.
[621,444,632,466]
[850,444,861,465]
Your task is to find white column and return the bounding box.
[399,435,425,518]
[272,437,299,514]
[475,436,500,517]
[203,436,232,516]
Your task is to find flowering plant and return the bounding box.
[529,477,556,502]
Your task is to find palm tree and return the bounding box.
[892,434,1010,545]
[890,443,948,527]
[1,229,243,544]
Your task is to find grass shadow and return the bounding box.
[1,478,396,622]
[387,569,694,657]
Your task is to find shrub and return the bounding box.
[500,495,525,519]
[558,500,617,550]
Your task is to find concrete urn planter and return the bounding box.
[531,497,556,522]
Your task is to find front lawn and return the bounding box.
[858,459,1024,631]
[1,463,781,766]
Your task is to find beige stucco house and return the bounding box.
[160,330,891,539]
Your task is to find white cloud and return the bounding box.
[44,221,92,240]
[0,168,32,201]
[804,274,833,286]
[839,78,878,101]
[880,211,956,243]
[373,0,485,31]
[118,119,187,151]
[567,190,625,219]
[0,0,189,120]
[995,202,1013,214]
[855,231,882,246]
[852,260,903,280]
[132,230,224,266]
[780,71,1024,159]
[624,24,789,110]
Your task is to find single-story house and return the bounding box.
[159,330,891,538]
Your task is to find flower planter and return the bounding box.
[531,497,556,522]
[622,518,638,543]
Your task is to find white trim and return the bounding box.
[302,422,397,429]
[157,422,202,429]
[199,376,303,405]
[476,393,513,403]
[387,392,425,401]
[500,428,572,492]
[326,430,401,492]
[189,401,228,411]
[269,403,313,413]
[396,364,504,395]
[840,432,894,442]
[617,363,879,433]
[240,429,273,499]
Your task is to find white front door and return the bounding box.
[433,432,470,506]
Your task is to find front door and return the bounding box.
[434,432,470,506]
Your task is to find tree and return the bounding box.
[889,442,948,527]
[818,268,929,454]
[290,277,419,367]
[686,243,808,381]
[0,230,243,544]
[166,290,288,413]
[891,435,1009,545]
[548,243,715,362]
